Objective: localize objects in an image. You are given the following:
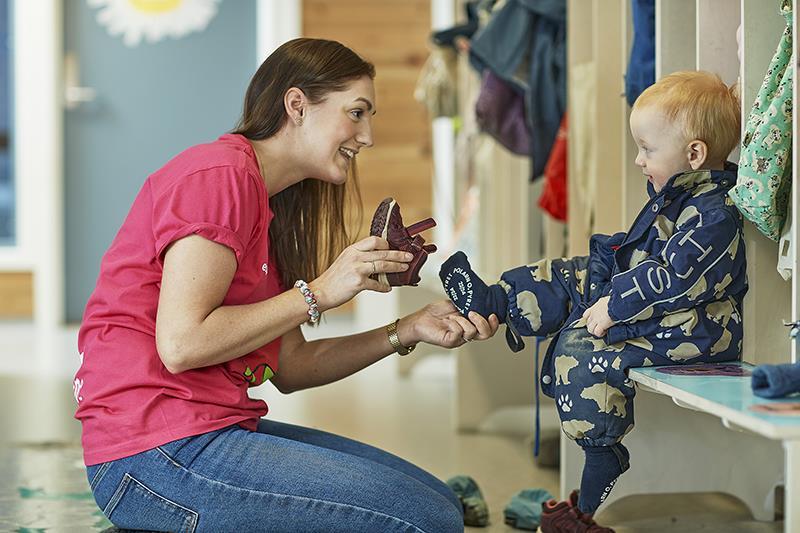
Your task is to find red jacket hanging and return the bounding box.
[538,114,567,221]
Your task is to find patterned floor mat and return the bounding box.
[0,443,111,532]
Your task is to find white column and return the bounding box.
[430,0,456,257]
[256,0,301,65]
[14,1,63,330]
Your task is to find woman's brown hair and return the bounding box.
[233,38,375,293]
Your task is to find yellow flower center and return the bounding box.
[129,0,182,14]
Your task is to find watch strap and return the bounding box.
[386,319,415,356]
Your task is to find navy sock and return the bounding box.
[439,251,507,321]
[577,443,630,515]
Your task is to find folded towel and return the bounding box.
[751,363,800,398]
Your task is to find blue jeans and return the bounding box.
[86,419,463,532]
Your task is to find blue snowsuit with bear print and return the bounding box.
[498,164,747,447]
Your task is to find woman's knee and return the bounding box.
[420,500,463,533]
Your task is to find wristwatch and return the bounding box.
[386,319,415,356]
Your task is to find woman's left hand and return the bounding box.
[398,300,500,349]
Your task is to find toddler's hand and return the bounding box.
[583,296,614,337]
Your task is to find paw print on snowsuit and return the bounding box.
[558,394,573,412]
[590,356,609,374]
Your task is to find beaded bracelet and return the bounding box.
[294,280,321,325]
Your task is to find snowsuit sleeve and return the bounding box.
[607,207,744,325]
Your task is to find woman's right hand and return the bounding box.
[309,236,413,311]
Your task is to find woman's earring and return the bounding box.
[295,116,303,126]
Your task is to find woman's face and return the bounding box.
[300,76,376,185]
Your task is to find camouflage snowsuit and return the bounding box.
[499,165,747,447]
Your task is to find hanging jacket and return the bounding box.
[468,0,566,179]
[730,0,793,241]
[538,113,567,221]
[414,45,459,118]
[475,69,531,155]
[496,165,748,397]
[625,0,656,106]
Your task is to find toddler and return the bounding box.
[440,71,745,530]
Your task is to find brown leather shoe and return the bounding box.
[370,197,436,286]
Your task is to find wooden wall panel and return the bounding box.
[303,0,433,238]
[0,272,34,318]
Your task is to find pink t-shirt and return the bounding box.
[75,134,283,466]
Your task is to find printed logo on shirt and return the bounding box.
[74,351,85,403]
[243,363,275,385]
[73,377,84,403]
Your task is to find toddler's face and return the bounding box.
[629,106,693,193]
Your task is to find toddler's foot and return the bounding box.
[439,251,507,320]
[577,443,630,515]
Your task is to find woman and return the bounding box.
[76,38,498,532]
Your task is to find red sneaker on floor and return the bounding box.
[369,197,436,286]
[537,491,615,533]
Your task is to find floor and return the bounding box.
[0,318,785,532]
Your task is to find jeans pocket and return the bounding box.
[88,461,112,490]
[104,473,198,533]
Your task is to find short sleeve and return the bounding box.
[151,167,264,265]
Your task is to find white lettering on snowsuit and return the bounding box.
[619,276,646,301]
[646,265,672,294]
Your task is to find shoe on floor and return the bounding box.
[503,487,554,530]
[537,491,615,533]
[369,197,436,286]
[446,475,490,527]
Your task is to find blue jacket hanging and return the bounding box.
[469,0,566,179]
[625,0,656,106]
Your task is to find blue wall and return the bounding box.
[64,0,257,321]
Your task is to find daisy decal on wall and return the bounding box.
[88,0,221,47]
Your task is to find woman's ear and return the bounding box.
[284,87,307,126]
[687,140,708,170]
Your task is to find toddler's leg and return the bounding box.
[439,253,586,339]
[550,326,671,514]
[579,443,630,514]
[498,256,587,338]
